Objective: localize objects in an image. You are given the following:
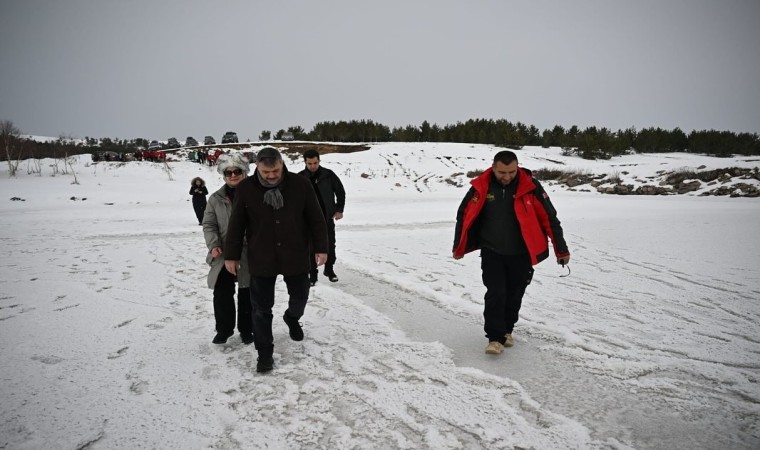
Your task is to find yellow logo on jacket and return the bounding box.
[486,193,495,202]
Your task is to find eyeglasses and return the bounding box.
[223,168,243,177]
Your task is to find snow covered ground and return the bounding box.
[1,143,759,449]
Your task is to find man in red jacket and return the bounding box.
[453,150,570,355]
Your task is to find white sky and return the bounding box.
[1,0,759,140]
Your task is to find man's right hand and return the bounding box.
[224,260,239,276]
[315,253,328,266]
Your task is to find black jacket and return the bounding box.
[190,185,208,205]
[225,167,328,277]
[298,166,346,218]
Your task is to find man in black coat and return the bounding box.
[225,147,328,373]
[298,149,346,285]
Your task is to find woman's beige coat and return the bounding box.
[202,185,249,289]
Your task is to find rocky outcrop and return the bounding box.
[572,167,760,197]
[675,180,702,194]
[700,183,760,198]
[635,185,672,195]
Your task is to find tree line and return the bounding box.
[3,118,759,164]
[278,119,759,158]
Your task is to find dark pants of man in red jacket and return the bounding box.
[481,249,532,342]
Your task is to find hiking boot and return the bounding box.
[212,331,234,344]
[241,333,254,345]
[283,312,304,341]
[485,341,504,354]
[256,355,274,373]
[504,334,514,347]
[324,269,339,283]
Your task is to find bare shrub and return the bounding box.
[1,120,22,176]
[606,171,622,184]
[162,161,175,181]
[532,168,566,180]
[533,168,595,187]
[26,158,42,176]
[66,154,79,184]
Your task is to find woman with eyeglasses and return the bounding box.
[202,153,253,345]
[189,177,208,225]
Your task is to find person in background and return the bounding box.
[224,147,328,373]
[453,150,570,355]
[202,154,253,345]
[189,177,208,225]
[298,149,346,285]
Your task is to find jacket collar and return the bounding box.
[471,166,536,197]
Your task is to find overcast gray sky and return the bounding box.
[1,0,759,141]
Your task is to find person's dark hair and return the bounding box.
[493,150,518,165]
[303,149,320,160]
[191,176,205,187]
[255,147,283,167]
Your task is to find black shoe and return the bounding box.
[324,270,339,282]
[283,312,304,341]
[256,355,274,373]
[241,333,254,345]
[212,331,234,344]
[309,272,318,286]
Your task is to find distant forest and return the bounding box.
[2,118,759,161]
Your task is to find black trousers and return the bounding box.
[249,273,310,356]
[213,268,252,335]
[193,200,206,224]
[481,249,532,341]
[310,217,336,275]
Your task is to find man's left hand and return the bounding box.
[333,212,343,220]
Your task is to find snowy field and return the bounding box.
[1,143,759,449]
